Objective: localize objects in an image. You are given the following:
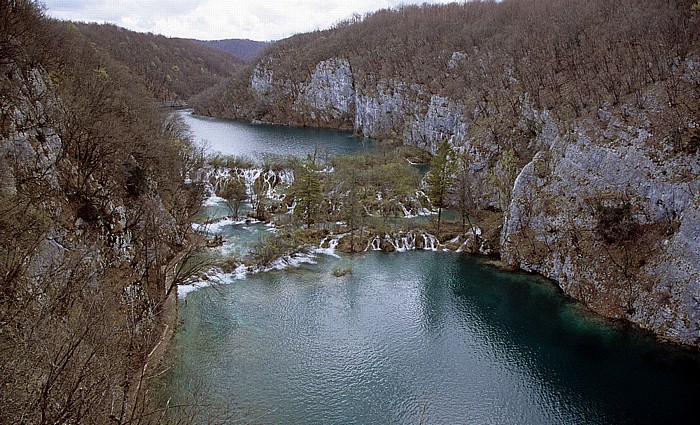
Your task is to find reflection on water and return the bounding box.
[177,110,377,159]
[163,113,700,424]
[162,251,700,424]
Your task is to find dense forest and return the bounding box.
[194,0,700,347]
[196,38,270,63]
[0,1,236,422]
[69,22,242,105]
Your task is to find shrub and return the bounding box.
[596,203,639,244]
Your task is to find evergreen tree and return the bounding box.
[291,156,323,229]
[426,139,456,238]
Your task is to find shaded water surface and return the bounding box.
[164,252,699,424]
[177,110,377,159]
[162,114,700,424]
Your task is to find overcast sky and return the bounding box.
[43,0,460,42]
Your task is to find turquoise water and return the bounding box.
[165,252,699,424]
[162,115,700,424]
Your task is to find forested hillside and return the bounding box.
[197,0,699,136]
[0,1,220,422]
[71,22,241,105]
[194,0,700,347]
[197,38,270,62]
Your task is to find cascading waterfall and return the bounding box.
[386,231,416,252]
[205,166,296,204]
[317,234,345,258]
[454,226,483,253]
[233,167,294,201]
[363,231,441,252]
[422,233,439,251]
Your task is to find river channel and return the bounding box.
[159,111,700,424]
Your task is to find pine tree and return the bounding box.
[426,139,456,238]
[292,156,323,229]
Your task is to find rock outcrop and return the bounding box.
[217,52,700,346]
[502,107,700,345]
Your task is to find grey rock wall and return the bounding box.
[296,58,355,123]
[502,112,700,345]
[245,55,700,346]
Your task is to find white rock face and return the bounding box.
[297,58,355,122]
[1,67,62,190]
[635,200,700,343]
[406,95,469,152]
[251,61,291,103]
[502,116,700,345]
[447,51,468,69]
[354,80,414,139]
[250,63,274,96]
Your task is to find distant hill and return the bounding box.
[72,22,242,105]
[197,38,271,62]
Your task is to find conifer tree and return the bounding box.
[292,156,323,229]
[426,139,456,238]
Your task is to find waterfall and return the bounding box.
[387,231,416,252]
[317,235,342,258]
[422,233,439,251]
[368,236,381,251]
[219,167,296,202]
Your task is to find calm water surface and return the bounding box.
[161,114,700,424]
[165,252,699,424]
[177,110,377,159]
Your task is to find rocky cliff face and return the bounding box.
[502,106,700,345]
[250,58,473,152]
[237,54,700,346]
[297,58,356,126]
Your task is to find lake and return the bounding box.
[177,110,377,160]
[159,112,700,424]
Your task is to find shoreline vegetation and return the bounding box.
[190,143,502,273]
[3,0,700,422]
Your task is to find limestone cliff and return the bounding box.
[502,106,700,345]
[193,1,700,346]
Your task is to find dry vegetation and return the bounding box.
[196,0,700,144]
[72,22,242,105]
[0,1,229,422]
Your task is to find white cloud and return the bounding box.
[43,0,459,41]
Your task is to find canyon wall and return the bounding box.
[215,55,700,346]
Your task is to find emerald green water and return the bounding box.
[162,114,700,424]
[165,252,699,424]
